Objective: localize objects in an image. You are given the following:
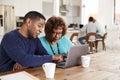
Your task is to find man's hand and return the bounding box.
[52,55,63,63]
[13,63,27,71]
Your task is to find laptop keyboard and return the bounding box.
[63,55,67,62]
[57,57,67,67]
[57,62,66,66]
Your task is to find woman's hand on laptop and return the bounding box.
[52,55,63,63]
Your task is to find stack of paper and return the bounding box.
[0,71,40,80]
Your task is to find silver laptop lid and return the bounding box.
[65,44,89,67]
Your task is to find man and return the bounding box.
[0,11,63,72]
[93,19,106,37]
[78,16,97,53]
[78,16,97,44]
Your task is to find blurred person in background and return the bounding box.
[78,16,97,44]
[93,18,106,38]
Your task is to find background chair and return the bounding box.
[70,32,79,45]
[96,32,107,50]
[86,32,97,53]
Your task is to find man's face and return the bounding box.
[27,18,45,38]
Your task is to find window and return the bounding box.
[114,0,120,24]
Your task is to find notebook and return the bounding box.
[57,44,89,68]
[0,71,40,80]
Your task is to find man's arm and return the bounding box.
[36,38,63,62]
[35,38,49,55]
[2,34,52,67]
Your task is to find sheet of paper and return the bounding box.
[0,71,40,80]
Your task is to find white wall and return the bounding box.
[0,0,115,28]
[98,0,114,28]
[14,0,42,16]
[80,0,114,28]
[0,0,14,6]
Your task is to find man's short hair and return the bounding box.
[88,16,94,22]
[23,11,46,23]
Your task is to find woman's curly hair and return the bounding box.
[45,16,67,42]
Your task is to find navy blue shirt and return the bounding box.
[0,29,52,72]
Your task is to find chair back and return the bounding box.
[96,32,107,50]
[70,33,79,41]
[86,32,97,42]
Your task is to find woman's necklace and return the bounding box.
[49,43,60,55]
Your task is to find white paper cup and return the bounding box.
[81,55,91,67]
[42,63,56,79]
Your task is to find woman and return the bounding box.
[39,16,73,55]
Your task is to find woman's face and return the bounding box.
[51,26,63,43]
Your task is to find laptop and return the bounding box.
[57,44,89,68]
